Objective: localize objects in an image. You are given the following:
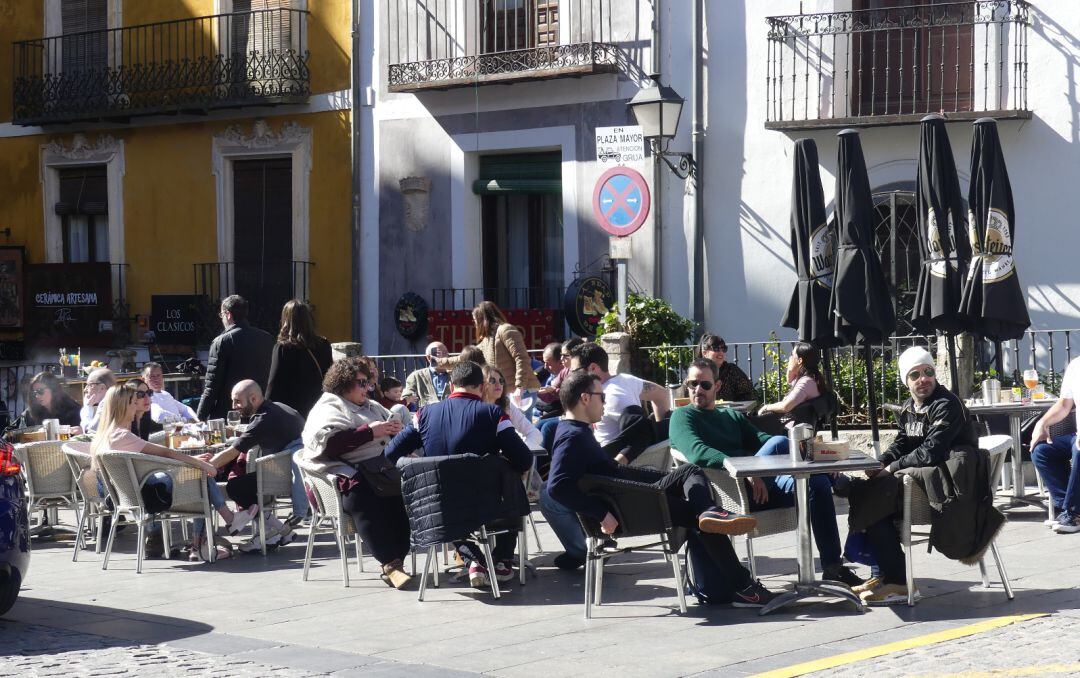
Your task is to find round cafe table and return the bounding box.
[967,397,1056,510]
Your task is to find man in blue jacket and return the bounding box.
[386,360,532,588]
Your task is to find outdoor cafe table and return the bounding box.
[966,398,1056,510]
[722,450,880,616]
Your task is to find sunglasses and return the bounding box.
[704,344,727,352]
[356,378,370,388]
[586,391,607,403]
[686,379,715,390]
[135,390,151,399]
[907,367,936,381]
[32,388,48,397]
[487,377,505,386]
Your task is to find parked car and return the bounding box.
[0,438,29,616]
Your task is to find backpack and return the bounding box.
[683,529,738,605]
[140,471,174,514]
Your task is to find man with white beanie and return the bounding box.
[852,345,982,606]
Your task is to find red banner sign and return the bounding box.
[428,309,556,353]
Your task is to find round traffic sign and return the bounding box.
[592,166,651,237]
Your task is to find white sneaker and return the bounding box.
[1052,512,1080,534]
[228,505,259,535]
[239,532,282,553]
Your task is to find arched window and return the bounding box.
[871,190,920,336]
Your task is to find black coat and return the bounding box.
[265,337,333,417]
[18,395,81,429]
[399,453,530,550]
[880,384,979,472]
[196,322,275,421]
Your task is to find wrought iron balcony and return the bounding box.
[194,260,313,334]
[386,0,620,93]
[765,1,1031,130]
[12,8,309,126]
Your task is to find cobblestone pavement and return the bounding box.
[3,622,318,677]
[809,613,1080,677]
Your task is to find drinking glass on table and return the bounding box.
[1023,369,1039,389]
[226,410,242,431]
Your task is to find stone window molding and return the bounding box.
[39,133,126,299]
[211,119,312,284]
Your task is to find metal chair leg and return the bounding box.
[418,545,436,601]
[135,520,145,575]
[518,521,527,585]
[745,536,757,580]
[259,506,268,556]
[102,510,120,570]
[594,552,604,606]
[528,512,543,552]
[669,540,688,614]
[302,512,318,581]
[584,537,596,619]
[335,518,350,587]
[95,513,105,554]
[355,535,364,575]
[991,541,1014,600]
[161,519,172,559]
[479,528,501,600]
[903,481,916,606]
[72,500,89,562]
[978,557,991,588]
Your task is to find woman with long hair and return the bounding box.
[481,365,542,449]
[18,371,81,429]
[126,378,162,441]
[472,301,539,400]
[757,342,831,425]
[266,299,333,417]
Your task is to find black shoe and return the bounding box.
[553,552,585,571]
[823,564,865,588]
[732,579,779,608]
[284,513,305,529]
[144,531,165,559]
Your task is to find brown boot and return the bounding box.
[381,560,412,590]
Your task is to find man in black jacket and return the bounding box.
[197,295,274,421]
[854,346,979,606]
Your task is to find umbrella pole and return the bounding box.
[995,340,1005,379]
[822,348,840,440]
[946,332,959,396]
[863,344,881,457]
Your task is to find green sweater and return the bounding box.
[669,405,773,469]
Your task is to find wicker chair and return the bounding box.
[577,474,687,619]
[630,440,673,472]
[13,440,78,528]
[1042,414,1076,522]
[251,446,298,555]
[898,434,1015,607]
[62,442,111,561]
[670,447,797,579]
[299,465,364,587]
[96,450,216,573]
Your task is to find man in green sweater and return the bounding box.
[669,357,863,587]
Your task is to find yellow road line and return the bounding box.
[753,613,1047,678]
[913,663,1080,677]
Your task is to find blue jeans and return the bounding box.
[284,438,309,517]
[1032,433,1079,514]
[538,485,586,560]
[193,477,228,537]
[750,435,843,567]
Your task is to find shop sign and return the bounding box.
[428,309,556,353]
[563,276,614,338]
[26,263,113,346]
[149,295,201,345]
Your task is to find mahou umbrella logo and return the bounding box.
[926,208,959,278]
[809,220,835,288]
[968,207,1015,283]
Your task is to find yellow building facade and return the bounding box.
[0,0,354,359]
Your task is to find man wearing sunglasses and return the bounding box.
[79,367,116,433]
[848,345,997,607]
[670,357,863,591]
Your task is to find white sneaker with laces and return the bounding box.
[1052,512,1080,534]
[228,505,259,535]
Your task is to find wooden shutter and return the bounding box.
[61,0,108,73]
[232,0,292,58]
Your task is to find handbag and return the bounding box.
[356,455,403,497]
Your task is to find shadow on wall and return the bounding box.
[1030,5,1080,145]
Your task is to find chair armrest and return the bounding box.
[699,466,750,514]
[578,474,672,538]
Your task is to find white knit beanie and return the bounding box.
[898,346,934,380]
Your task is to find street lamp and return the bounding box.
[627,74,696,180]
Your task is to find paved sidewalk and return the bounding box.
[7,498,1080,677]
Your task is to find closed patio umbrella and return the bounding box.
[959,118,1030,375]
[781,138,839,437]
[911,114,972,393]
[830,129,896,454]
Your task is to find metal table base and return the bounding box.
[760,581,867,615]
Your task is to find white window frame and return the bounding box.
[40,134,126,302]
[211,119,312,297]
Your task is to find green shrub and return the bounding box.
[596,294,695,384]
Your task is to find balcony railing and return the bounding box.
[765,1,1030,130]
[194,260,313,335]
[386,0,620,92]
[431,286,565,310]
[12,8,309,126]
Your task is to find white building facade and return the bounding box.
[359,0,1077,354]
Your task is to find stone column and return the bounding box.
[600,332,632,375]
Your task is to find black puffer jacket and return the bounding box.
[880,384,979,472]
[399,453,530,550]
[196,322,274,421]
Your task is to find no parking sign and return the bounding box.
[592,166,651,237]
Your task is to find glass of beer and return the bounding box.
[1023,369,1039,389]
[58,425,71,441]
[208,419,226,445]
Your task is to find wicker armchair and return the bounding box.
[897,434,1014,607]
[630,440,673,472]
[1042,414,1076,522]
[252,446,298,555]
[62,442,110,561]
[670,447,797,579]
[148,431,169,446]
[96,450,215,573]
[13,440,78,527]
[299,465,364,587]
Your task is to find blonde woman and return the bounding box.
[481,365,543,449]
[91,384,257,561]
